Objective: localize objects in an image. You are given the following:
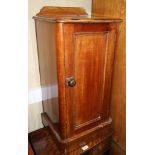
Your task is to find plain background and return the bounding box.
[0,0,155,155]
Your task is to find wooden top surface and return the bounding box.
[36,6,88,17]
[34,6,122,23]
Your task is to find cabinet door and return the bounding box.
[64,23,117,136]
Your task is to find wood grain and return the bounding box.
[42,112,113,154]
[36,6,88,17]
[33,6,122,23]
[29,127,111,155]
[92,0,126,152]
[34,6,120,154]
[63,23,118,137]
[55,22,68,140]
[73,33,107,127]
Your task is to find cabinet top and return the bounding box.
[33,6,122,23]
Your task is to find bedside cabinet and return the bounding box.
[33,6,121,154]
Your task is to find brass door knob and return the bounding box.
[66,77,76,87]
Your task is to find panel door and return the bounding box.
[64,23,117,136]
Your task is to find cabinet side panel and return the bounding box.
[35,20,59,123]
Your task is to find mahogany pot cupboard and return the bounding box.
[33,6,121,154]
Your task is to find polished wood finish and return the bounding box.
[29,127,60,155]
[34,6,122,23]
[34,7,120,154]
[92,0,126,153]
[29,127,111,155]
[42,112,113,153]
[34,16,122,23]
[64,23,117,137]
[36,6,88,17]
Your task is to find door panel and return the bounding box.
[64,23,116,136]
[73,32,107,129]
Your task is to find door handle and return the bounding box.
[66,76,76,87]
